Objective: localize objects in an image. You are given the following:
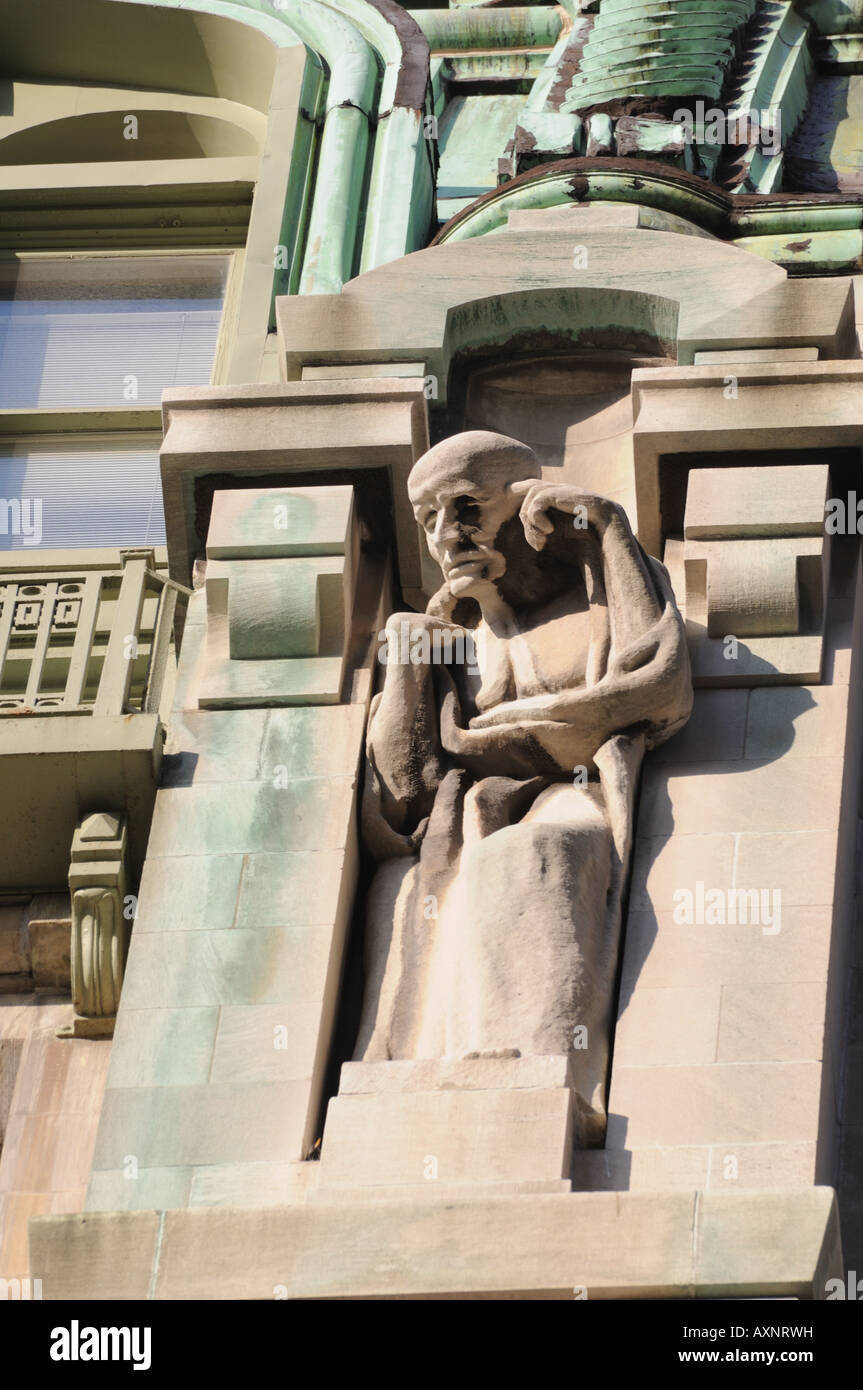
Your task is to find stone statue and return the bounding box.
[355,431,692,1141]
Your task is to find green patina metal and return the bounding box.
[307,0,437,283]
[720,3,811,194]
[815,31,863,63]
[434,158,863,272]
[363,105,436,274]
[735,203,863,233]
[560,0,758,110]
[794,0,863,35]
[273,53,326,300]
[437,93,527,217]
[735,227,863,272]
[437,164,730,241]
[97,0,863,285]
[317,0,435,278]
[407,7,563,52]
[442,52,547,80]
[288,2,378,294]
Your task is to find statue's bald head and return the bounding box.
[408,430,540,510]
[408,431,542,600]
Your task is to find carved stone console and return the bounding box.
[199,485,360,707]
[664,463,830,684]
[59,812,130,1040]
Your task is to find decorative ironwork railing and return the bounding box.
[0,549,190,717]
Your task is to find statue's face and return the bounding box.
[410,466,524,598]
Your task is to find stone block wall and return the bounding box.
[574,542,863,1206]
[0,995,110,1280]
[85,483,376,1213]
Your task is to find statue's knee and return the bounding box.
[462,818,609,881]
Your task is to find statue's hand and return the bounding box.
[426,585,460,622]
[382,610,463,650]
[510,480,616,551]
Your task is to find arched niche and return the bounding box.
[0,110,262,165]
[459,350,672,518]
[436,285,680,514]
[0,0,279,109]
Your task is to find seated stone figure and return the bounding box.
[355,430,692,1141]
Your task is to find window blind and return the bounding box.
[0,255,231,548]
[0,307,223,408]
[0,254,230,409]
[0,433,166,549]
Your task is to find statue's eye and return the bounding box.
[424,510,438,531]
[455,495,481,525]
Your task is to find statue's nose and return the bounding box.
[434,507,461,543]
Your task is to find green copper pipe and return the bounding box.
[316,0,404,110]
[361,107,436,274]
[314,0,436,276]
[407,7,563,51]
[735,228,863,271]
[255,2,378,293]
[300,104,372,292]
[733,205,863,235]
[272,52,326,303]
[250,1,377,112]
[238,1,381,294]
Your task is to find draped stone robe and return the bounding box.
[354,519,692,1139]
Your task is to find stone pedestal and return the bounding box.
[313,1058,576,1200]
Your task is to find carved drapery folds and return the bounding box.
[59,812,129,1039]
[330,430,693,1172]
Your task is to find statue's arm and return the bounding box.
[365,612,449,837]
[468,597,689,744]
[513,481,662,651]
[469,487,691,744]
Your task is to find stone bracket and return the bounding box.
[198,485,360,708]
[664,463,830,686]
[59,812,129,1040]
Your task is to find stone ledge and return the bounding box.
[338,1055,574,1094]
[28,1186,841,1301]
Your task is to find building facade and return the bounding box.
[1,0,862,1299]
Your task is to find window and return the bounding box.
[0,253,232,550]
[0,254,230,408]
[0,432,164,549]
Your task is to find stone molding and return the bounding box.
[30,1186,842,1301]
